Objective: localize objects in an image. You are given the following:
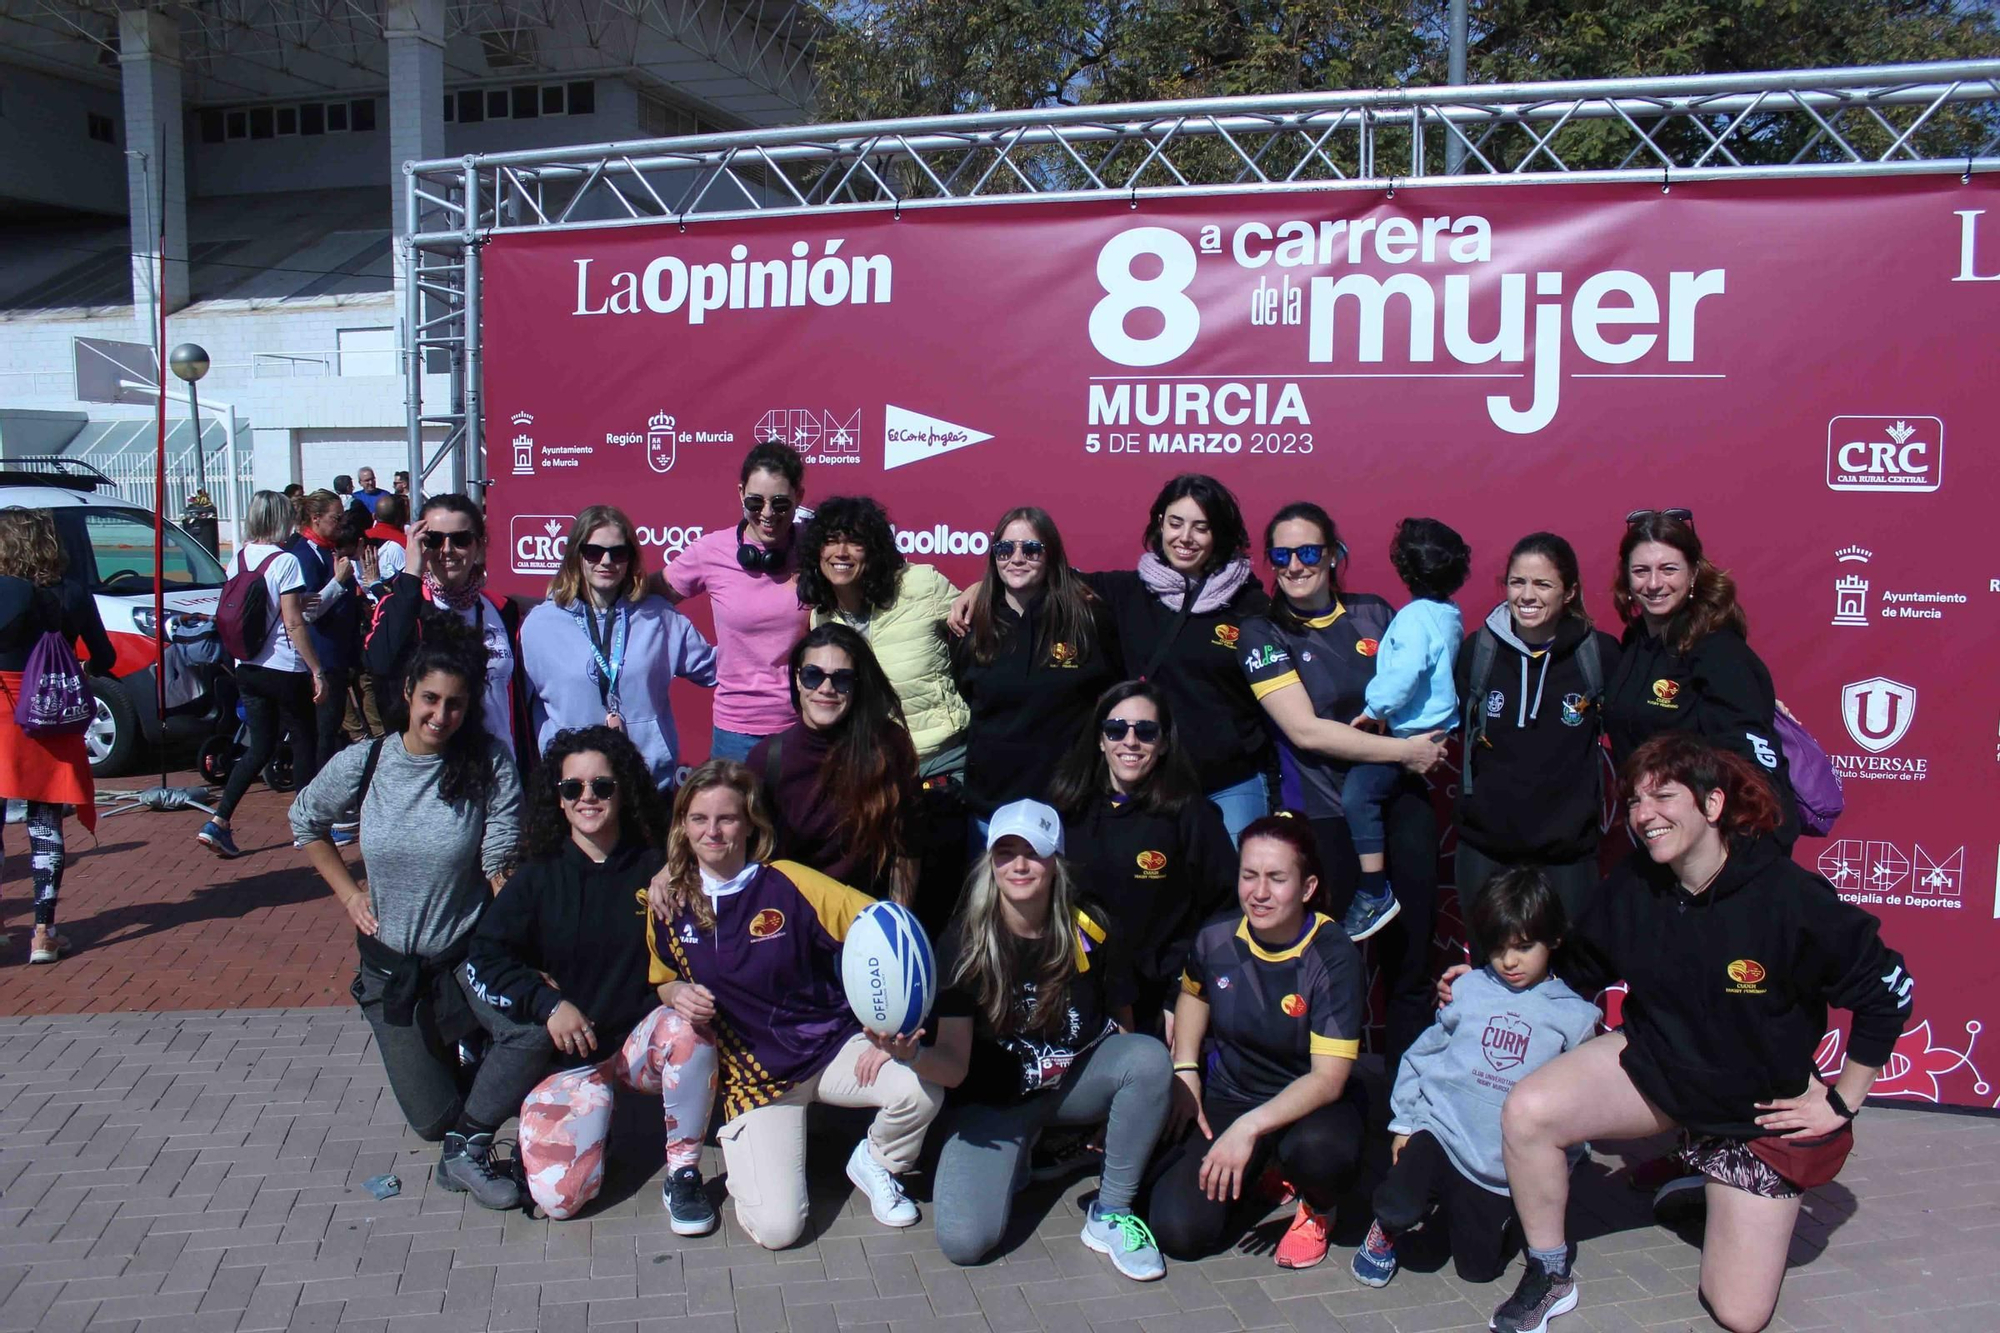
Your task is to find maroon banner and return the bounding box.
[483,176,2000,1108]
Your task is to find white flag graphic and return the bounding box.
[883,404,993,471]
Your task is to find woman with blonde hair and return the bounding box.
[198,489,327,859]
[925,799,1173,1280]
[521,505,716,788]
[642,759,944,1249]
[0,508,115,961]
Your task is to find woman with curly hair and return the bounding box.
[744,624,919,909]
[1602,509,1795,847]
[290,615,522,1196]
[1443,735,1912,1333]
[797,496,966,776]
[642,760,944,1249]
[459,726,719,1226]
[0,509,115,962]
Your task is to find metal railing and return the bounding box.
[402,60,2000,500]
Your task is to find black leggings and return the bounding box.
[217,662,318,820]
[1308,775,1440,1075]
[1371,1128,1516,1282]
[1143,1089,1366,1261]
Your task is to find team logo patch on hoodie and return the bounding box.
[1726,958,1768,994]
[1049,642,1077,667]
[1486,690,1505,717]
[1650,678,1682,708]
[1280,993,1307,1018]
[1135,850,1168,878]
[1355,638,1380,657]
[748,909,786,940]
[1212,624,1240,648]
[1561,693,1587,726]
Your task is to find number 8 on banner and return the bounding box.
[1091,227,1200,367]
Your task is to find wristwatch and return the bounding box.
[1825,1087,1858,1121]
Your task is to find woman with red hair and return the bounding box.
[1454,734,1913,1333]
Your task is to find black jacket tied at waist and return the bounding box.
[356,928,475,1037]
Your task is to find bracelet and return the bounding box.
[1173,1061,1200,1073]
[1826,1087,1858,1121]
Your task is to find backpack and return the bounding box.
[217,548,284,662]
[1773,708,1844,836]
[15,630,93,736]
[1460,626,1604,798]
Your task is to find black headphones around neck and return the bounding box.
[736,523,787,574]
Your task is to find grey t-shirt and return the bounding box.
[289,733,521,958]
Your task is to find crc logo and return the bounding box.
[510,514,571,575]
[1841,676,1916,753]
[1826,416,1943,492]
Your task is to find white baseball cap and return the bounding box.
[986,799,1064,857]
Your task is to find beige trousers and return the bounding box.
[716,1030,943,1250]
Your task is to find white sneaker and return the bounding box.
[845,1140,918,1228]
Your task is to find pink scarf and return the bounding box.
[1137,552,1252,614]
[424,566,487,613]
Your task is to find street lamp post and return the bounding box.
[168,343,210,493]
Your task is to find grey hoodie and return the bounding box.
[1387,965,1601,1193]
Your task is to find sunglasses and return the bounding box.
[993,539,1046,561]
[743,495,795,517]
[1100,718,1161,744]
[797,664,857,694]
[1625,507,1695,526]
[578,541,632,566]
[1267,545,1326,568]
[421,530,478,551]
[557,776,617,802]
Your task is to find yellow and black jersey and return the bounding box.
[1182,911,1363,1103]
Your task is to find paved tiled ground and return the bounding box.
[2,1008,1997,1333]
[0,779,351,1015]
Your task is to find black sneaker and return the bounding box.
[662,1165,718,1237]
[1651,1174,1708,1230]
[437,1132,521,1211]
[1490,1263,1577,1333]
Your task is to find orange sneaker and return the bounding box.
[1274,1199,1329,1269]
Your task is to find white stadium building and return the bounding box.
[0,0,818,531]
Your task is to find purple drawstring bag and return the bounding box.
[1774,707,1843,837]
[15,631,94,737]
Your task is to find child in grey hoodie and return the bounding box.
[1350,867,1601,1287]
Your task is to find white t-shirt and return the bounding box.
[441,593,515,755]
[377,541,406,584]
[232,543,307,673]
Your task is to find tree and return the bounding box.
[808,1,2000,170]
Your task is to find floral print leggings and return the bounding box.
[517,1006,717,1219]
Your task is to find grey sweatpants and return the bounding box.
[932,1032,1172,1266]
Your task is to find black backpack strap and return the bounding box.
[1139,575,1202,682]
[1460,628,1500,798]
[354,736,388,815]
[1575,631,1605,712]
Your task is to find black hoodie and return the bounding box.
[1060,793,1238,1015]
[1453,607,1622,863]
[464,838,665,1055]
[1563,840,1913,1138]
[951,594,1122,816]
[1085,569,1273,791]
[1604,622,1796,847]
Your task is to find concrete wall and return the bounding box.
[189,104,384,197]
[0,65,128,216]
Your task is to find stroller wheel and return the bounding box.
[263,745,295,793]
[197,737,235,785]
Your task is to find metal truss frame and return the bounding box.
[402,59,2000,499]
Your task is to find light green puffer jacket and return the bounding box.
[811,562,968,764]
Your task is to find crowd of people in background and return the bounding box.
[0,440,1906,1333]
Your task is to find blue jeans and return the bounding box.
[709,727,767,764]
[1341,761,1399,856]
[1206,771,1270,846]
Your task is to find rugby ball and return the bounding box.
[841,901,937,1037]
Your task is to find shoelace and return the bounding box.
[1099,1211,1158,1253]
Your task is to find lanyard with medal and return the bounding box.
[583,602,627,728]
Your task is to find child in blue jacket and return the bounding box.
[1341,517,1470,941]
[1351,866,1600,1287]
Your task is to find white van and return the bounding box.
[0,461,227,776]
